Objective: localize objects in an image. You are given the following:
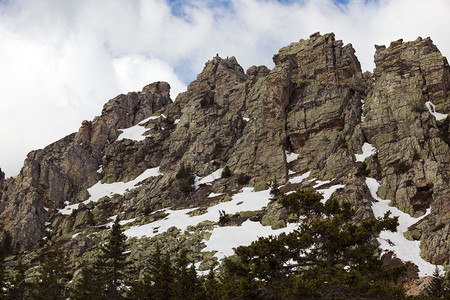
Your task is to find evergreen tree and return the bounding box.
[221,166,232,178]
[98,216,129,299]
[74,216,129,299]
[71,264,107,300]
[424,266,450,299]
[173,250,205,300]
[219,189,407,299]
[6,259,29,300]
[31,249,69,300]
[151,250,175,300]
[129,244,175,300]
[204,268,219,300]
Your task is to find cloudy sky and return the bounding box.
[0,0,449,177]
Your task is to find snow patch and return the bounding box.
[355,143,377,162]
[425,101,447,121]
[174,119,180,124]
[365,177,444,277]
[285,151,299,163]
[289,171,311,184]
[117,124,149,142]
[360,99,365,122]
[243,117,250,122]
[195,168,223,189]
[125,187,272,239]
[58,167,161,215]
[208,192,223,198]
[204,220,297,261]
[117,114,167,142]
[317,184,345,203]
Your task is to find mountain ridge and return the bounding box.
[0,32,448,290]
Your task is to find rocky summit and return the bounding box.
[0,32,448,296]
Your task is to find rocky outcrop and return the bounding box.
[0,82,172,251]
[282,32,364,179]
[0,33,448,273]
[360,37,449,265]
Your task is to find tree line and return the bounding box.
[0,189,448,299]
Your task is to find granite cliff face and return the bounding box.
[0,33,448,278]
[0,82,171,251]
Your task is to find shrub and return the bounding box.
[221,166,232,178]
[237,174,251,185]
[218,210,230,226]
[176,164,195,194]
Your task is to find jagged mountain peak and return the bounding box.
[0,33,448,293]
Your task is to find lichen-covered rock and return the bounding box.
[360,37,449,266]
[1,33,448,275]
[0,83,172,251]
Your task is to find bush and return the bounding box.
[218,210,230,226]
[237,174,251,185]
[221,166,232,178]
[177,164,195,194]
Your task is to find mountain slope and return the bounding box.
[0,33,448,283]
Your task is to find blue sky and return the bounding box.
[0,0,449,176]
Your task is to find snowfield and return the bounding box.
[124,186,299,261]
[58,167,161,215]
[366,177,444,277]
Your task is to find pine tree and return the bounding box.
[71,264,107,300]
[31,249,69,300]
[424,266,450,299]
[221,166,232,178]
[204,268,219,300]
[6,259,29,300]
[152,250,174,300]
[173,250,205,300]
[220,189,407,299]
[98,216,129,299]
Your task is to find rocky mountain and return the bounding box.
[0,32,448,288]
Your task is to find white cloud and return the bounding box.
[0,0,449,176]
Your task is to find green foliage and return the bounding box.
[31,249,70,300]
[86,210,96,226]
[71,264,106,300]
[6,259,29,300]
[73,216,129,299]
[237,173,251,185]
[221,166,232,178]
[279,188,324,216]
[218,210,231,226]
[176,164,195,194]
[422,266,450,299]
[99,216,129,299]
[173,250,205,300]
[218,189,405,299]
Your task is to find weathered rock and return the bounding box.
[0,83,172,251]
[1,33,448,275]
[283,33,364,179]
[361,37,449,266]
